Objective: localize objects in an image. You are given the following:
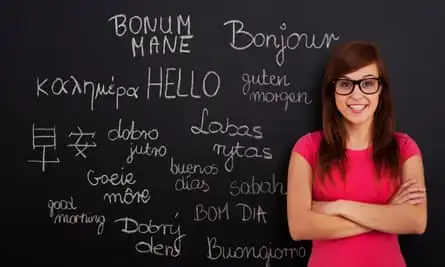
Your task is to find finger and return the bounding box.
[402,178,417,185]
[401,191,426,200]
[391,189,414,203]
[394,180,418,196]
[394,182,423,198]
[407,186,426,191]
[399,193,426,204]
[399,179,418,191]
[406,197,426,205]
[406,192,426,200]
[397,188,426,200]
[404,188,426,195]
[392,190,425,204]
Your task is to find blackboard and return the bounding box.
[4,1,445,266]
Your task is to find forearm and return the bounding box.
[291,211,371,241]
[338,200,426,234]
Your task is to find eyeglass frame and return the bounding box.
[331,77,383,96]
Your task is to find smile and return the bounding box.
[348,104,368,113]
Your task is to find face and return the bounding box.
[334,63,381,127]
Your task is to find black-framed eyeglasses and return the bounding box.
[332,77,382,95]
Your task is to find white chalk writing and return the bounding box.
[36,75,139,111]
[229,173,286,196]
[241,69,312,111]
[108,118,159,141]
[194,202,230,222]
[53,212,106,235]
[206,237,306,266]
[187,107,271,172]
[194,202,268,224]
[213,142,272,172]
[48,197,77,218]
[86,168,136,187]
[107,118,168,164]
[170,156,219,176]
[114,213,186,257]
[28,123,60,172]
[109,14,192,37]
[85,168,151,205]
[223,19,340,66]
[236,203,267,224]
[146,67,221,100]
[103,187,151,205]
[127,142,168,164]
[247,88,312,111]
[49,197,105,235]
[170,156,217,193]
[67,126,97,158]
[242,69,291,91]
[175,174,210,193]
[108,14,193,57]
[130,33,192,57]
[190,107,263,139]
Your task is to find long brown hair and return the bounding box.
[317,40,400,184]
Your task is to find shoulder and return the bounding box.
[292,131,322,150]
[393,132,422,162]
[291,131,322,167]
[393,132,420,149]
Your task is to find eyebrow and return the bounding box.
[341,74,378,79]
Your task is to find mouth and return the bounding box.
[348,104,368,113]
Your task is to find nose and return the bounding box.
[350,84,364,99]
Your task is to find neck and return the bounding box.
[345,120,373,150]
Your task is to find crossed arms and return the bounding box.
[286,152,427,241]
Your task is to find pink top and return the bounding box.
[292,131,422,267]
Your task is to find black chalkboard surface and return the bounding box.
[4,1,445,266]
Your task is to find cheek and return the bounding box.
[368,95,380,112]
[335,95,347,112]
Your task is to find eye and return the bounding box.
[338,80,352,88]
[361,79,377,88]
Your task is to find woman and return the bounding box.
[286,40,427,267]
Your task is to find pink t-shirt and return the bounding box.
[292,131,422,267]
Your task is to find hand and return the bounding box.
[389,179,426,205]
[311,200,342,216]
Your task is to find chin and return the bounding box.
[343,114,373,126]
[337,104,377,126]
[345,118,370,125]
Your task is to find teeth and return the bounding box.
[349,105,366,111]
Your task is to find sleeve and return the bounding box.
[292,132,316,167]
[398,133,422,163]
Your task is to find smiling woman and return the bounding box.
[286,40,427,267]
[333,64,382,130]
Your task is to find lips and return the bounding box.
[348,104,368,113]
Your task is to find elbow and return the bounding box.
[288,221,308,241]
[413,217,427,235]
[401,205,427,235]
[413,208,427,234]
[290,228,305,241]
[406,214,427,235]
